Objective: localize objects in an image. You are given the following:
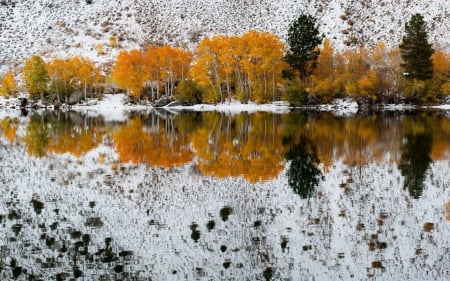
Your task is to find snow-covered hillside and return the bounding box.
[0,0,449,74]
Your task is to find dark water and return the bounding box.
[0,109,449,280]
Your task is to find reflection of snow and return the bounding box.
[0,130,449,280]
[318,98,359,116]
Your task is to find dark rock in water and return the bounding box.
[19,98,28,108]
[114,264,124,273]
[220,206,233,222]
[153,96,173,107]
[206,220,215,231]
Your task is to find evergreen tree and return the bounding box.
[399,13,434,80]
[284,14,324,79]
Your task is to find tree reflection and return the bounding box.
[284,136,323,199]
[24,112,103,158]
[398,131,432,199]
[191,112,285,183]
[24,115,50,157]
[113,115,193,168]
[0,117,19,143]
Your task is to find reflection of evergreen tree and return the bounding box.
[284,136,323,199]
[398,132,432,199]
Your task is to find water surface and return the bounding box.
[0,109,449,280]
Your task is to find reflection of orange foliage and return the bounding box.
[48,128,101,157]
[0,117,18,143]
[113,118,192,168]
[431,140,450,160]
[192,113,285,183]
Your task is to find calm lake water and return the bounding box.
[0,109,449,280]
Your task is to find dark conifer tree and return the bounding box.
[399,13,434,80]
[284,14,324,80]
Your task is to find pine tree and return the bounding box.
[399,14,434,80]
[284,14,324,80]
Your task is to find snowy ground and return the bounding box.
[4,94,450,117]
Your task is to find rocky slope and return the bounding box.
[0,0,449,73]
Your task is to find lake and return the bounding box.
[0,109,449,280]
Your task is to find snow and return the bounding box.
[168,100,291,113]
[0,133,449,280]
[1,0,450,76]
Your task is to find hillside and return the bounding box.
[0,0,449,74]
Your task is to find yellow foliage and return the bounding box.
[23,55,49,99]
[190,30,286,103]
[311,77,335,102]
[96,44,106,55]
[357,70,380,100]
[0,117,18,143]
[441,82,450,96]
[0,71,17,98]
[109,36,118,47]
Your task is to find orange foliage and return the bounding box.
[112,50,147,100]
[143,45,193,97]
[433,50,450,96]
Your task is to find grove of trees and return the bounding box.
[1,13,450,106]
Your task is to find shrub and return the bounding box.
[174,80,203,104]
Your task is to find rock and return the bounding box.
[19,98,27,108]
[87,99,98,106]
[166,101,192,107]
[153,96,173,107]
[67,91,84,105]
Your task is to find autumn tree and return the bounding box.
[112,50,147,101]
[46,58,76,103]
[0,71,17,98]
[190,37,225,103]
[23,55,49,100]
[71,56,102,99]
[242,30,286,103]
[153,45,193,97]
[432,50,450,97]
[284,13,323,80]
[309,39,340,103]
[399,13,434,81]
[190,31,286,104]
[370,41,401,102]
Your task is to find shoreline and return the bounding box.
[1,94,450,114]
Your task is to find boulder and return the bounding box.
[67,91,84,105]
[153,96,173,107]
